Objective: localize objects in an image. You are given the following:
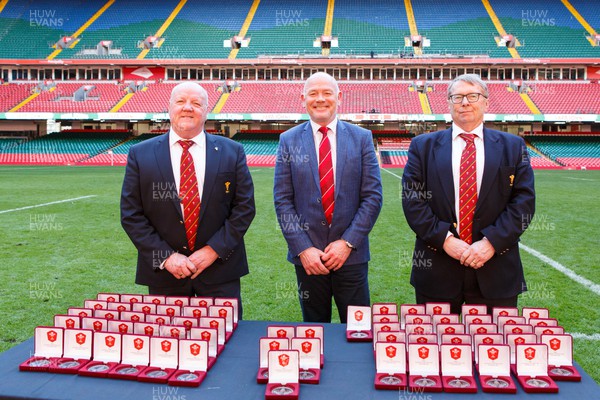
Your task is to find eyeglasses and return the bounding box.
[448,93,487,104]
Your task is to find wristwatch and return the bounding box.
[344,240,355,249]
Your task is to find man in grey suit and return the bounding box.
[274,72,383,323]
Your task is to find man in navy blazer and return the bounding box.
[121,82,255,317]
[402,74,535,315]
[274,72,383,323]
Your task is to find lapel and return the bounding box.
[154,133,182,218]
[300,122,321,192]
[334,120,347,202]
[198,133,220,224]
[476,128,503,212]
[433,129,455,214]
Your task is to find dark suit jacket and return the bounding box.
[274,120,383,265]
[402,127,535,299]
[121,132,255,288]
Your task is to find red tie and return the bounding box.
[318,126,335,225]
[179,140,200,251]
[458,134,477,244]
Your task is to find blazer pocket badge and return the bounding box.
[225,181,231,193]
[509,174,515,187]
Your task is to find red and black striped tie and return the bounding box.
[179,140,200,251]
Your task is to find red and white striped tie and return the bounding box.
[318,126,335,225]
[458,134,477,244]
[179,140,200,251]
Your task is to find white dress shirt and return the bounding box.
[310,117,338,186]
[451,122,485,236]
[168,129,206,214]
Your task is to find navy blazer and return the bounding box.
[402,128,535,299]
[274,120,383,265]
[121,133,255,288]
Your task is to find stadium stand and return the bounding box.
[118,82,222,113]
[526,82,600,115]
[0,83,33,112]
[528,135,600,169]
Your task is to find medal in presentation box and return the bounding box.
[440,344,477,393]
[515,344,559,393]
[143,295,166,305]
[68,307,93,318]
[199,317,226,355]
[374,342,407,390]
[432,314,459,328]
[372,303,398,316]
[405,314,432,326]
[507,333,537,374]
[258,337,290,383]
[461,304,488,317]
[407,343,442,392]
[477,344,517,393]
[189,297,213,307]
[20,326,64,372]
[530,317,559,328]
[492,307,519,324]
[497,315,527,333]
[54,314,80,329]
[522,307,549,323]
[79,332,122,377]
[94,309,118,320]
[534,325,564,339]
[346,306,372,342]
[372,322,401,348]
[425,302,451,316]
[189,327,218,370]
[291,338,321,384]
[463,314,492,331]
[168,339,208,387]
[182,306,207,319]
[440,333,471,347]
[542,334,581,381]
[172,316,199,332]
[405,323,433,336]
[373,314,399,324]
[107,320,134,335]
[436,323,465,343]
[158,325,187,339]
[134,322,159,336]
[132,302,157,315]
[503,323,533,339]
[265,350,299,400]
[408,334,437,345]
[376,331,406,345]
[473,333,504,365]
[469,323,497,337]
[400,304,426,329]
[120,311,145,323]
[107,302,132,313]
[84,300,108,311]
[156,305,181,318]
[208,305,234,342]
[49,328,93,374]
[108,334,150,380]
[120,294,144,304]
[267,325,295,340]
[97,293,120,303]
[138,337,178,383]
[165,296,190,308]
[296,325,324,368]
[214,298,239,330]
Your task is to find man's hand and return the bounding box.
[460,238,495,269]
[322,240,352,271]
[164,253,197,279]
[299,247,330,275]
[188,246,219,279]
[443,236,471,261]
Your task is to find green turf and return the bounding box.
[0,166,598,384]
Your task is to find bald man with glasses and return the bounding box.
[401,74,536,315]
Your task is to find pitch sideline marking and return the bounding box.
[570,333,600,341]
[382,168,600,297]
[0,195,97,215]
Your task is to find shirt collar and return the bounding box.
[169,129,205,148]
[452,122,484,141]
[310,117,338,136]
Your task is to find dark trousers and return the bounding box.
[415,268,518,315]
[295,262,370,323]
[149,278,243,320]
